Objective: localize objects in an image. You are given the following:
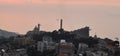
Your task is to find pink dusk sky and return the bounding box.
[0,0,120,40]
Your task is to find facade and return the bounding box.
[77,43,88,54]
[37,35,56,52]
[37,41,45,52]
[58,40,75,56]
[14,36,35,46]
[97,39,107,49]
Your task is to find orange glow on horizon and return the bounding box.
[0,0,120,40]
[0,0,120,6]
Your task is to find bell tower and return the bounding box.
[38,24,40,31]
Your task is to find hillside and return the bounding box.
[0,29,18,38]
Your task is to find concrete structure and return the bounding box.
[58,19,64,34]
[77,43,88,54]
[37,41,45,52]
[37,36,56,52]
[14,36,35,46]
[58,40,75,56]
[97,39,107,49]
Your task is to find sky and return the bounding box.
[0,0,120,40]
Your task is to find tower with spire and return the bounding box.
[33,24,40,34]
[26,24,41,35]
[59,19,64,34]
[60,19,63,29]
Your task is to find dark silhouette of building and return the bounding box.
[58,19,64,34]
[26,19,90,42]
[26,24,41,35]
[72,26,90,38]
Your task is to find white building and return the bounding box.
[37,36,56,52]
[37,41,45,52]
[77,43,88,54]
[58,40,75,56]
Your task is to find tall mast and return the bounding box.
[60,19,63,29]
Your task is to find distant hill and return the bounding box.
[0,29,19,38]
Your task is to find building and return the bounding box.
[27,24,40,35]
[77,43,88,54]
[72,26,90,38]
[97,39,107,49]
[58,40,75,56]
[37,41,45,52]
[14,36,35,46]
[37,35,56,52]
[58,19,64,34]
[86,50,108,56]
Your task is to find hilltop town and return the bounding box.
[0,19,119,56]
